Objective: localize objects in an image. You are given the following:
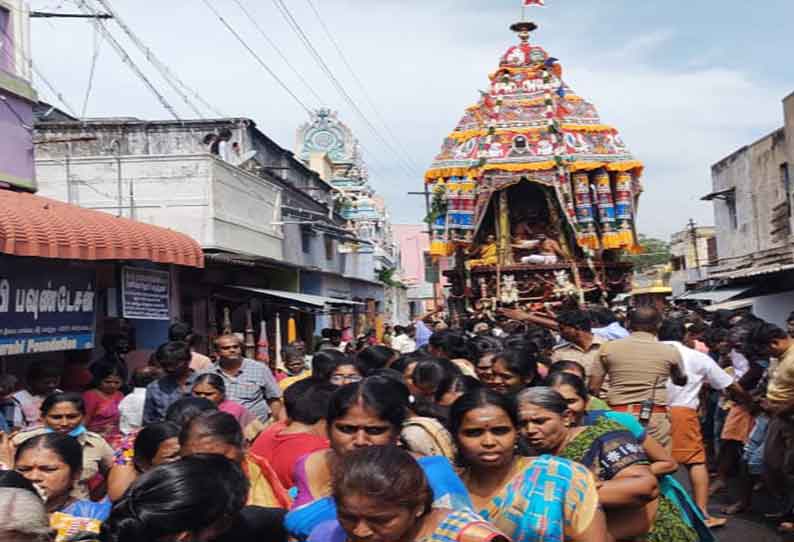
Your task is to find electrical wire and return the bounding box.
[80,22,101,118]
[90,0,224,118]
[199,0,313,115]
[0,95,33,131]
[303,0,421,172]
[270,0,419,179]
[0,21,80,117]
[230,0,324,106]
[74,0,181,120]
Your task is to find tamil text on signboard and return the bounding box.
[0,260,96,356]
[122,267,170,320]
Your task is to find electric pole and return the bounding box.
[688,218,701,273]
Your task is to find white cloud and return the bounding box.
[25,0,790,240]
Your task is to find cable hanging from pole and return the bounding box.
[231,0,325,106]
[80,22,101,118]
[74,0,181,120]
[199,0,313,115]
[270,0,419,180]
[0,22,80,117]
[303,0,422,173]
[89,0,224,118]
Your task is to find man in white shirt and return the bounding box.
[391,325,417,354]
[13,363,61,429]
[118,366,161,435]
[660,320,748,528]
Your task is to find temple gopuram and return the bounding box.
[297,109,395,263]
[425,21,643,312]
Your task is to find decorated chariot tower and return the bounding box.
[425,21,644,308]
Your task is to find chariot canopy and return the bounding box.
[425,22,643,260]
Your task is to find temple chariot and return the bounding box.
[424,21,644,313]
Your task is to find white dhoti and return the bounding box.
[521,254,558,265]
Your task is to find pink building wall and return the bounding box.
[393,224,430,285]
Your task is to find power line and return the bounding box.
[89,0,225,118]
[0,95,33,131]
[80,22,101,117]
[230,0,324,106]
[0,21,80,117]
[199,0,313,115]
[270,0,418,180]
[74,0,181,120]
[303,0,422,173]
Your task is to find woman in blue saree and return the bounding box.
[285,376,471,541]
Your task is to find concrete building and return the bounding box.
[0,6,205,371]
[296,109,397,274]
[296,109,405,330]
[669,225,716,296]
[393,224,442,319]
[700,92,794,325]
[0,0,35,190]
[33,117,382,350]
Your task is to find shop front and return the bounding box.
[0,189,204,376]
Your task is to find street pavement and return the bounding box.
[670,468,784,542]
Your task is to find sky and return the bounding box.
[24,0,794,239]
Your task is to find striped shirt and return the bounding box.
[200,358,281,422]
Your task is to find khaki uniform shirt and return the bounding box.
[767,344,794,406]
[551,336,605,378]
[13,427,114,500]
[593,331,682,406]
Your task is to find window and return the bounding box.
[0,7,11,74]
[781,163,791,217]
[300,226,312,254]
[707,237,718,265]
[423,251,439,283]
[726,195,738,230]
[324,234,335,261]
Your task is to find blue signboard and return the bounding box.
[0,260,96,356]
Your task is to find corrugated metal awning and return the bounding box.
[703,298,756,312]
[228,286,363,307]
[708,263,794,280]
[677,287,751,303]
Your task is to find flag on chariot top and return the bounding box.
[523,0,545,6]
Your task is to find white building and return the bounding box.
[669,225,715,297]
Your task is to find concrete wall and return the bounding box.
[785,93,794,172]
[0,0,35,190]
[751,290,794,327]
[283,223,343,273]
[711,128,791,261]
[35,153,283,260]
[670,226,714,295]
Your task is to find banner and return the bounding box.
[523,0,545,5]
[122,267,171,320]
[0,260,96,356]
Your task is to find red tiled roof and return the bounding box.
[0,190,204,268]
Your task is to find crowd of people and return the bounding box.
[1,303,793,542]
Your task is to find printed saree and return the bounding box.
[560,416,699,542]
[583,410,713,542]
[475,455,599,542]
[285,455,472,541]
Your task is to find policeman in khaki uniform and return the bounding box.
[589,306,688,449]
[550,309,604,379]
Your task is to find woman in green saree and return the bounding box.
[546,371,714,540]
[516,386,699,542]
